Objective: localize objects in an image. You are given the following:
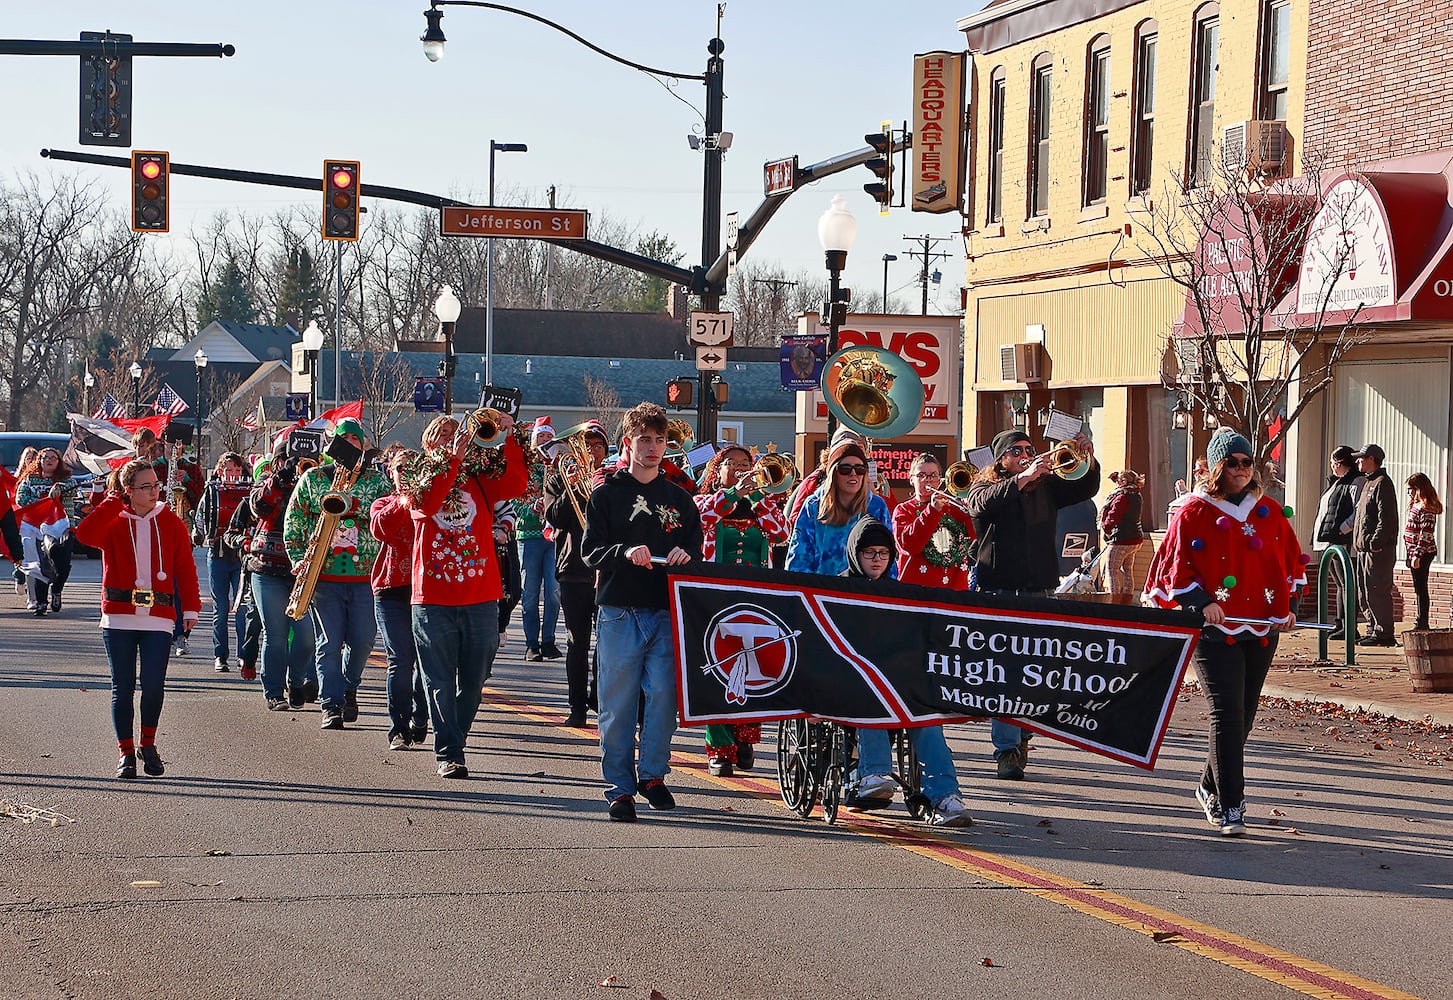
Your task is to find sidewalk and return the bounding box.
[1260,626,1453,726]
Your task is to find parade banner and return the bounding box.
[670,565,1202,769]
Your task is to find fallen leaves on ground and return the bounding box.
[1,801,75,826]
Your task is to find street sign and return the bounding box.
[764,155,797,197]
[725,212,739,251]
[440,206,588,239]
[688,311,734,347]
[696,346,727,371]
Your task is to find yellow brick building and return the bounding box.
[957,0,1306,528]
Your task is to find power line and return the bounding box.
[902,234,953,316]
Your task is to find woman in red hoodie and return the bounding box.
[75,458,201,779]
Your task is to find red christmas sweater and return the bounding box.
[75,493,202,632]
[1145,490,1309,639]
[376,437,529,606]
[892,496,977,590]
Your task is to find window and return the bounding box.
[1083,37,1111,206]
[987,68,1006,223]
[1029,55,1053,216]
[1259,0,1290,120]
[1188,4,1220,187]
[1131,22,1158,194]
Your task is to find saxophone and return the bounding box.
[285,460,365,620]
[166,446,190,521]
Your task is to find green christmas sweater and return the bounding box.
[282,461,392,582]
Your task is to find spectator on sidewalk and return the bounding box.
[1403,473,1442,631]
[1100,470,1146,595]
[1313,446,1363,639]
[1351,444,1399,647]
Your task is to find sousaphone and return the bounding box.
[822,344,926,440]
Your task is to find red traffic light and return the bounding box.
[322,159,360,241]
[331,168,355,190]
[140,159,162,181]
[131,151,169,234]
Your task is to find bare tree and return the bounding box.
[199,368,252,456]
[583,372,622,442]
[1138,149,1369,463]
[354,351,417,446]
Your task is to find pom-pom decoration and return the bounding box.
[1223,575,1237,587]
[1248,536,1264,550]
[1190,538,1205,550]
[1215,515,1231,530]
[1255,505,1270,518]
[1283,505,1295,517]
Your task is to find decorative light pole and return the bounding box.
[487,140,527,388]
[129,361,142,417]
[193,349,208,467]
[434,285,462,415]
[817,195,858,442]
[301,320,325,420]
[881,253,897,310]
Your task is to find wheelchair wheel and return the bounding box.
[894,729,930,820]
[821,724,849,826]
[776,718,819,818]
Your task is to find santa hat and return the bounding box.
[582,419,608,443]
[531,416,555,445]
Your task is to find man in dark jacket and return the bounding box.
[966,427,1099,779]
[1313,445,1363,639]
[1351,443,1398,646]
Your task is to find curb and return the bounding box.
[1259,680,1453,728]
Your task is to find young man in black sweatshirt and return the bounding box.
[582,403,703,822]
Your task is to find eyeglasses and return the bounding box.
[128,481,160,492]
[1224,457,1255,469]
[859,547,893,560]
[836,464,867,476]
[1007,445,1036,457]
[912,471,941,480]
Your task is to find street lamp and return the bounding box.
[881,253,897,310]
[434,284,462,415]
[818,195,858,441]
[193,349,208,467]
[487,139,527,388]
[128,361,142,417]
[83,369,95,416]
[301,320,325,420]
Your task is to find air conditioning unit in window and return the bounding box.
[1223,120,1288,176]
[999,343,1044,383]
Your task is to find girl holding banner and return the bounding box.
[1145,430,1308,837]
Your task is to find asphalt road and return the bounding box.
[2,557,1449,1000]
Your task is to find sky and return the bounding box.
[0,1,989,315]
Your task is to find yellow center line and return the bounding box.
[483,689,1422,1000]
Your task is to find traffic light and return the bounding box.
[863,124,893,215]
[665,377,695,409]
[78,32,133,147]
[131,151,169,233]
[323,160,360,241]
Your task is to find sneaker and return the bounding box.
[287,685,305,709]
[343,689,359,723]
[116,753,137,780]
[139,745,165,777]
[388,733,410,751]
[240,663,257,681]
[540,642,564,660]
[736,742,755,770]
[300,679,319,704]
[49,591,61,612]
[1195,785,1223,827]
[1018,739,1032,772]
[707,757,734,777]
[524,647,544,662]
[846,772,897,811]
[930,794,974,827]
[409,721,429,744]
[995,748,1025,780]
[214,657,230,673]
[637,779,676,811]
[32,606,46,618]
[1220,803,1247,836]
[437,760,468,779]
[174,637,190,657]
[608,794,637,822]
[25,601,38,612]
[266,697,291,712]
[320,707,344,730]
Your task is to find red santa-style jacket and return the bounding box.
[75,493,202,632]
[892,495,977,590]
[1144,490,1309,639]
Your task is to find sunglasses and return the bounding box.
[836,464,867,476]
[1007,445,1036,457]
[1224,457,1255,469]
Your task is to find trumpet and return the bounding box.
[734,452,796,496]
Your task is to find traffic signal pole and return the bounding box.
[695,38,725,448]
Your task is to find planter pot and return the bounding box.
[1402,628,1453,693]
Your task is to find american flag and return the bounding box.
[153,383,190,416]
[237,397,265,431]
[91,393,125,420]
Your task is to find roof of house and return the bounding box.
[198,322,299,363]
[448,308,688,359]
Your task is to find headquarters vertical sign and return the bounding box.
[910,51,968,215]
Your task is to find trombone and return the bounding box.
[928,460,976,513]
[462,407,508,451]
[734,452,796,497]
[1046,440,1092,480]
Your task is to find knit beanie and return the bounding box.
[991,429,1032,460]
[1206,429,1254,468]
[332,418,366,442]
[826,438,868,469]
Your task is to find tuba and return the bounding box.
[822,345,926,441]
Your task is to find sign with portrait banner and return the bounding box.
[670,565,1202,769]
[780,335,826,390]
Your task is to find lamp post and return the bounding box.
[434,285,463,414]
[193,349,208,467]
[486,139,528,388]
[301,320,325,420]
[818,195,858,442]
[83,369,95,416]
[128,361,142,417]
[421,2,725,445]
[881,253,897,310]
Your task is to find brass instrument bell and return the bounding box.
[736,452,796,496]
[944,460,975,496]
[1048,440,1092,480]
[466,407,507,450]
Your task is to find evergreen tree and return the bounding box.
[609,231,684,313]
[195,258,258,327]
[276,246,326,330]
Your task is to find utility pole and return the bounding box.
[752,277,797,343]
[903,234,952,316]
[545,184,556,310]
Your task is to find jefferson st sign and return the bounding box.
[441,206,589,239]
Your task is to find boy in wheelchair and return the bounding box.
[840,517,973,827]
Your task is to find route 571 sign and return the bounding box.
[688,311,734,347]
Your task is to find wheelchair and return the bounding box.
[775,718,927,825]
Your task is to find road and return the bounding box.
[2,556,1449,1000]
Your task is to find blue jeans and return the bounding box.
[207,555,245,661]
[252,573,316,700]
[858,726,961,803]
[311,579,377,710]
[412,602,499,764]
[519,537,560,648]
[103,629,172,743]
[375,592,428,740]
[981,588,1037,757]
[596,605,677,801]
